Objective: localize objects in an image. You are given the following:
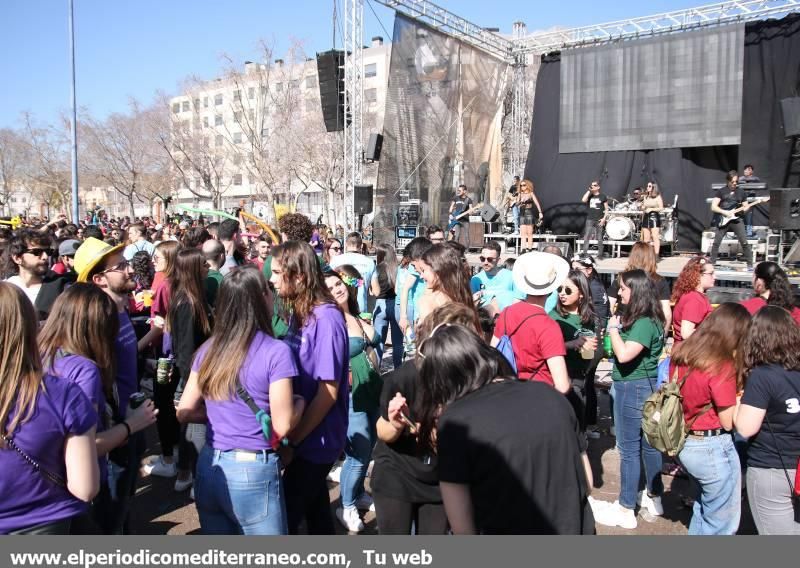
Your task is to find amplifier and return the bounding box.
[395,225,418,252]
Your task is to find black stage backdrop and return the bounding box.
[525,14,800,250]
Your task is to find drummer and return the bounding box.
[640,182,665,258]
[628,187,644,210]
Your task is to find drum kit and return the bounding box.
[604,196,676,242]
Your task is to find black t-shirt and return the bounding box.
[371,361,441,503]
[437,380,593,534]
[451,196,473,218]
[589,277,610,323]
[608,276,670,302]
[374,263,396,300]
[715,187,745,212]
[586,193,608,221]
[741,364,800,470]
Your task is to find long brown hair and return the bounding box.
[671,303,751,389]
[619,269,666,329]
[326,265,361,317]
[271,241,335,330]
[155,240,180,279]
[744,306,800,379]
[625,241,660,279]
[168,248,211,336]
[39,284,120,401]
[0,283,44,445]
[420,244,475,311]
[197,265,273,400]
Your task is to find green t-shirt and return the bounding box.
[205,270,224,307]
[611,317,664,382]
[549,310,595,379]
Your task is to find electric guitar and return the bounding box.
[718,196,770,228]
[447,202,484,232]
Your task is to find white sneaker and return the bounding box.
[637,491,664,521]
[174,473,193,492]
[143,456,178,478]
[593,500,637,529]
[610,426,616,437]
[355,492,376,512]
[336,506,364,533]
[327,464,342,484]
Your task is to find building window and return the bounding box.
[203,97,209,108]
[365,63,377,78]
[233,173,243,186]
[203,137,209,148]
[203,116,209,128]
[172,103,181,114]
[214,115,223,126]
[194,98,200,110]
[305,99,317,113]
[365,88,377,103]
[290,79,300,89]
[214,94,223,106]
[182,101,190,112]
[215,135,224,147]
[260,86,267,96]
[233,132,242,144]
[233,89,241,101]
[276,83,283,92]
[305,76,317,88]
[233,111,242,123]
[248,109,255,121]
[261,127,269,138]
[248,87,255,99]
[233,154,242,166]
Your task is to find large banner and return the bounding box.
[560,24,744,153]
[375,14,509,242]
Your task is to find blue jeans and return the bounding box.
[340,392,378,508]
[373,299,403,370]
[612,377,663,510]
[512,204,520,233]
[679,434,741,535]
[195,445,287,535]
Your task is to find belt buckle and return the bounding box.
[234,452,258,462]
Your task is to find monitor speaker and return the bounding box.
[365,133,383,161]
[479,203,499,222]
[536,240,571,258]
[316,50,347,132]
[354,184,374,214]
[769,188,800,230]
[780,97,800,138]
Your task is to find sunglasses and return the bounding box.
[24,248,50,257]
[479,256,498,263]
[557,286,576,295]
[101,259,130,274]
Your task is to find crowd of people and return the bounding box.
[0,210,798,536]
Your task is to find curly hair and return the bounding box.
[754,261,797,312]
[671,256,708,304]
[131,250,154,290]
[744,306,800,378]
[278,213,314,243]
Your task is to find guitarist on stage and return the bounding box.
[709,170,754,268]
[447,184,473,242]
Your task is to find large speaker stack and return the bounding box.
[316,50,347,132]
[769,188,800,231]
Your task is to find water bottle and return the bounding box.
[603,330,614,360]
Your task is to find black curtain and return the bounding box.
[525,14,800,250]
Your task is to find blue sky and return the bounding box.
[1,0,708,128]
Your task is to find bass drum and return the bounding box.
[605,215,635,241]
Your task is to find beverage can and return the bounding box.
[129,392,147,410]
[156,357,172,384]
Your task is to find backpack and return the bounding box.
[495,310,544,374]
[641,368,711,457]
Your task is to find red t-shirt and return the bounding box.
[51,262,67,275]
[493,302,566,385]
[741,296,800,325]
[151,277,171,319]
[670,362,737,430]
[672,290,711,343]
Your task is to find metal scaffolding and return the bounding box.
[344,0,364,231]
[509,21,529,178]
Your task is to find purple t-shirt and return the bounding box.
[115,311,138,414]
[192,331,298,451]
[0,374,97,534]
[52,354,108,482]
[284,303,349,464]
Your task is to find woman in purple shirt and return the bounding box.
[38,283,157,533]
[270,241,350,535]
[178,266,305,535]
[0,283,99,534]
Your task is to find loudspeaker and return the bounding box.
[536,240,571,258]
[354,184,374,214]
[468,222,485,249]
[316,50,348,132]
[365,133,383,161]
[769,188,800,230]
[780,97,800,137]
[479,203,499,222]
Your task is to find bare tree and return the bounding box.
[0,128,31,216]
[21,113,73,220]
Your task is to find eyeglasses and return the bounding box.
[24,248,50,257]
[101,259,130,274]
[557,286,575,295]
[702,270,715,276]
[479,256,498,263]
[330,246,341,252]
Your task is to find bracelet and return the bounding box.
[120,421,131,440]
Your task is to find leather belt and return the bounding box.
[688,429,725,438]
